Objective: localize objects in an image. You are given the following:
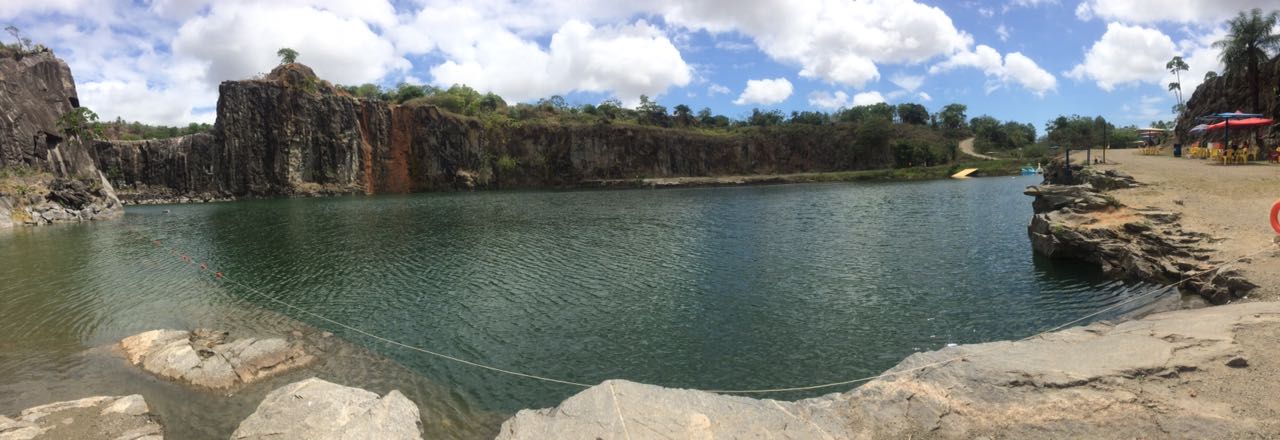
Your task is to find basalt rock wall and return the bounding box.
[94,63,896,201]
[1,49,120,228]
[0,49,99,177]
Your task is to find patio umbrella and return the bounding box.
[1188,123,1210,134]
[1208,111,1265,146]
[1205,117,1273,129]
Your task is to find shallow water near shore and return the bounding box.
[1,176,1162,437]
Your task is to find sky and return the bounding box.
[2,0,1275,129]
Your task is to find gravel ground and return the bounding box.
[1098,149,1280,300]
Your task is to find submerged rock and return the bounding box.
[0,394,162,440]
[499,302,1280,439]
[231,377,422,440]
[119,329,313,391]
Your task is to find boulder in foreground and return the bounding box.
[0,394,161,440]
[231,377,422,440]
[119,329,313,391]
[499,302,1280,439]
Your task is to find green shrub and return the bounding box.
[496,154,519,173]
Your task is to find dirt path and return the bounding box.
[1102,149,1280,300]
[958,137,996,160]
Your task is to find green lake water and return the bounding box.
[0,176,1161,438]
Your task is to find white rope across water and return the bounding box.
[121,223,1277,395]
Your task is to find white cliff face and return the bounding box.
[231,377,423,440]
[498,302,1280,439]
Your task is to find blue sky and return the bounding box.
[3,0,1270,129]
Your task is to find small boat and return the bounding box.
[1019,166,1038,175]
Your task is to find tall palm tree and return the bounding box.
[1166,56,1189,110]
[1212,8,1280,114]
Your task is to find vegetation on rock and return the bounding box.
[1213,8,1280,115]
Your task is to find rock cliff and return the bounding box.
[0,49,120,228]
[0,49,98,177]
[94,63,901,202]
[1175,55,1279,141]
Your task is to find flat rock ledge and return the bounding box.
[119,329,314,391]
[1024,168,1256,303]
[231,377,422,440]
[0,395,162,440]
[499,302,1280,439]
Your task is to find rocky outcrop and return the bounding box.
[1025,168,1256,303]
[91,63,906,202]
[231,377,422,440]
[0,50,98,177]
[499,301,1280,439]
[1175,54,1279,141]
[0,394,162,440]
[119,329,314,391]
[1,50,121,226]
[1,171,120,228]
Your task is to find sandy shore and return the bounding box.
[1098,149,1279,300]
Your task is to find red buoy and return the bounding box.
[1271,199,1280,235]
[215,272,223,279]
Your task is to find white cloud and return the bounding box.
[734,77,793,105]
[996,24,1010,42]
[1076,0,1279,24]
[713,40,754,52]
[889,74,925,91]
[1003,52,1057,96]
[807,90,850,109]
[1009,0,1059,7]
[1175,28,1226,96]
[1065,23,1175,91]
[663,0,972,88]
[1122,94,1173,123]
[852,91,886,106]
[977,7,994,18]
[0,0,1024,124]
[0,0,87,20]
[401,6,692,104]
[932,44,1057,96]
[917,91,932,101]
[707,83,731,96]
[173,2,407,86]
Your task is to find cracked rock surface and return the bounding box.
[497,302,1280,439]
[118,329,313,391]
[1024,168,1257,303]
[0,394,162,440]
[231,377,422,440]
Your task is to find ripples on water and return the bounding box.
[0,176,1162,437]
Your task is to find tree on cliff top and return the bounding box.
[277,47,299,64]
[57,107,99,140]
[4,25,32,52]
[1213,8,1280,114]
